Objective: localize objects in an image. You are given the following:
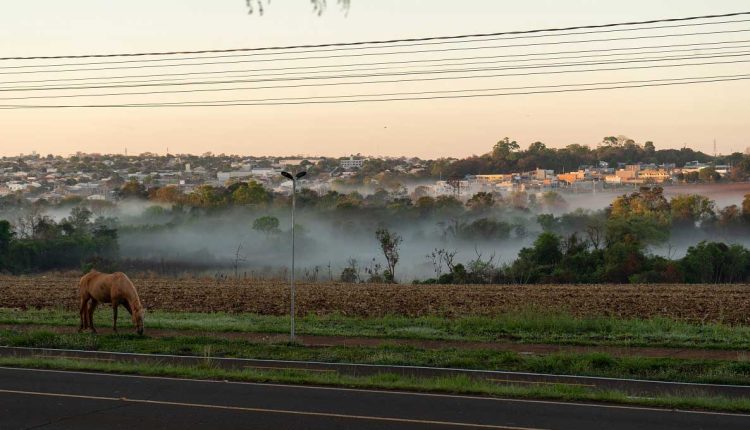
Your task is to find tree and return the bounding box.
[492,137,520,160]
[644,141,656,154]
[717,205,741,227]
[698,166,721,182]
[118,180,147,199]
[340,258,359,283]
[606,215,669,247]
[466,192,494,212]
[460,218,511,240]
[151,185,184,204]
[682,242,750,283]
[540,191,567,211]
[415,195,436,211]
[434,195,463,216]
[246,0,350,15]
[252,215,280,237]
[0,220,13,271]
[232,181,271,206]
[61,206,93,236]
[743,194,750,222]
[670,194,715,227]
[530,232,563,266]
[375,227,402,283]
[188,185,227,208]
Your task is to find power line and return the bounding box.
[5,72,744,103]
[74,74,750,105]
[10,24,750,72]
[5,18,750,72]
[1,57,747,102]
[3,27,750,77]
[2,75,746,109]
[3,52,748,93]
[2,11,748,61]
[4,40,749,87]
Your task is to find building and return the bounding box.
[474,174,515,183]
[638,169,671,182]
[274,158,323,167]
[604,175,622,184]
[557,171,586,184]
[614,169,638,181]
[533,168,555,181]
[340,156,365,169]
[217,168,278,182]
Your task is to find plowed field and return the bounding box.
[1,276,749,324]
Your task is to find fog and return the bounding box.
[117,207,536,281]
[7,181,750,280]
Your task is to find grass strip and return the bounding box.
[3,328,750,385]
[1,308,750,350]
[1,356,750,414]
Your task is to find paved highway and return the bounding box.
[1,367,749,429]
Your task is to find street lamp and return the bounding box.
[281,170,306,342]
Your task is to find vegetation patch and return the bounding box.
[3,328,750,385]
[1,308,749,350]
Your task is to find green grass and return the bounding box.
[2,356,750,413]
[4,328,750,385]
[2,307,750,350]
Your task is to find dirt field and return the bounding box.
[1,275,750,324]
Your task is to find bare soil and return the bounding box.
[2,275,750,324]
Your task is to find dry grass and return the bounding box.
[2,275,750,324]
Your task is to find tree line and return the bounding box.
[0,207,118,274]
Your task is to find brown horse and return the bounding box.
[78,270,144,335]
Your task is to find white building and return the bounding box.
[217,168,278,182]
[340,156,365,169]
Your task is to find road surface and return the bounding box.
[1,367,749,429]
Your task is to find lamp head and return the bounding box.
[295,171,307,179]
[281,171,294,180]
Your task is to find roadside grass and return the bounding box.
[2,356,750,414]
[3,328,750,385]
[1,307,749,350]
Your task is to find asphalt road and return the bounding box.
[3,346,750,398]
[1,367,749,429]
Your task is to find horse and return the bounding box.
[78,270,145,335]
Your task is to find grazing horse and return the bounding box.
[78,270,145,335]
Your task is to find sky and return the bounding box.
[0,0,748,158]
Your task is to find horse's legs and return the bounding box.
[122,301,132,315]
[88,301,98,334]
[78,294,90,332]
[112,301,118,333]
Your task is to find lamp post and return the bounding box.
[281,170,306,342]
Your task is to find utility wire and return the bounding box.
[2,11,748,61]
[3,28,750,76]
[79,73,750,105]
[4,40,749,86]
[3,20,749,70]
[5,17,750,72]
[3,52,748,92]
[0,58,747,101]
[1,75,746,109]
[4,72,744,103]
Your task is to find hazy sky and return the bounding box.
[0,0,748,158]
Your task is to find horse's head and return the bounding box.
[132,307,145,335]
